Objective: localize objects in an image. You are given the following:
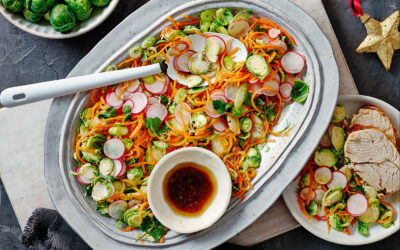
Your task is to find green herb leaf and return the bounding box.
[145,117,162,132]
[140,216,167,241]
[253,25,266,32]
[125,158,137,166]
[160,95,169,105]
[122,138,134,150]
[98,107,116,119]
[244,92,252,107]
[231,106,244,118]
[96,202,109,216]
[212,100,227,115]
[265,103,277,122]
[85,184,93,196]
[291,80,309,103]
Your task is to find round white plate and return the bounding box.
[0,0,119,39]
[283,95,400,245]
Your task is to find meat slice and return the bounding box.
[345,129,399,164]
[350,106,396,143]
[345,128,400,194]
[351,161,400,194]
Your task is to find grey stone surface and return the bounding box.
[0,0,399,249]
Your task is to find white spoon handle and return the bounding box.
[0,63,162,108]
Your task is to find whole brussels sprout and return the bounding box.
[1,0,24,13]
[25,0,55,13]
[65,0,92,21]
[88,0,110,7]
[23,8,44,22]
[50,4,76,32]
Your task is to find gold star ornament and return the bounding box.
[356,10,400,71]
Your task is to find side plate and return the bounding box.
[44,0,339,249]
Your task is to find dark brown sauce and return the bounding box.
[163,162,216,216]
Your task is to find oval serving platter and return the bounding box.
[44,0,339,249]
[283,95,400,246]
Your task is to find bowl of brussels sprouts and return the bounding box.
[0,0,119,39]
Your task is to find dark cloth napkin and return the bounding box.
[21,208,91,250]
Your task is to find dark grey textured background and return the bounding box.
[0,0,399,249]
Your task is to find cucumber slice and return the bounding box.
[245,55,270,80]
[188,86,208,94]
[99,158,114,176]
[186,75,204,88]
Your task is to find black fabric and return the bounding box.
[21,208,91,250]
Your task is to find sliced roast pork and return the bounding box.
[350,106,396,143]
[344,128,400,194]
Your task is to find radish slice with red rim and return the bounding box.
[112,160,126,177]
[281,51,306,74]
[159,75,169,94]
[135,85,143,93]
[129,92,148,114]
[174,51,194,72]
[314,167,332,185]
[224,84,239,102]
[273,72,280,83]
[268,28,281,38]
[106,92,123,108]
[211,90,226,99]
[125,79,141,92]
[269,39,287,51]
[115,85,133,100]
[147,96,159,105]
[347,193,368,216]
[213,117,228,132]
[103,138,125,160]
[327,171,348,189]
[262,79,279,96]
[144,76,166,94]
[146,103,168,121]
[249,78,259,84]
[249,83,262,96]
[282,96,292,103]
[108,200,128,219]
[75,166,91,185]
[300,187,315,200]
[174,102,191,125]
[279,83,292,98]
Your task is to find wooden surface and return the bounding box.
[0,0,359,247]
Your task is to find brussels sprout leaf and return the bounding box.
[291,80,309,103]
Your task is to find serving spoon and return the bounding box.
[0,33,247,108]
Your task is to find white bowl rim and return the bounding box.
[283,94,400,245]
[0,0,119,39]
[147,147,232,233]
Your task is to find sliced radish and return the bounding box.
[228,20,250,38]
[147,96,159,105]
[269,39,287,51]
[146,103,168,121]
[207,35,226,53]
[211,90,226,99]
[159,76,169,94]
[282,96,292,103]
[213,117,228,132]
[249,78,259,84]
[75,166,91,185]
[108,200,128,219]
[174,51,194,72]
[314,167,333,185]
[224,84,239,102]
[249,82,262,97]
[129,92,148,114]
[125,79,141,93]
[112,160,126,178]
[205,95,227,118]
[327,171,348,189]
[268,28,281,38]
[254,34,269,45]
[144,77,166,94]
[103,138,125,160]
[273,72,280,83]
[279,83,292,98]
[106,92,123,109]
[115,85,133,100]
[347,193,368,216]
[317,205,326,219]
[135,85,143,93]
[281,51,306,74]
[262,79,279,96]
[300,187,315,201]
[128,200,137,208]
[174,102,191,125]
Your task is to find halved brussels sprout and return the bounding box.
[88,0,109,7]
[379,210,394,228]
[127,168,143,185]
[190,112,207,129]
[359,205,380,224]
[50,4,76,33]
[200,9,216,21]
[358,219,369,236]
[123,206,147,228]
[306,201,318,216]
[322,186,342,207]
[241,147,261,170]
[223,56,235,71]
[331,104,346,123]
[302,173,310,187]
[363,185,378,199]
[314,148,337,167]
[129,46,143,59]
[183,25,200,35]
[240,117,252,133]
[231,9,252,22]
[200,20,211,33]
[164,29,186,41]
[86,134,106,149]
[331,126,346,152]
[25,0,55,14]
[338,165,352,181]
[82,150,102,164]
[108,125,128,137]
[2,0,24,13]
[23,8,43,22]
[329,214,348,231]
[216,8,233,26]
[65,0,92,21]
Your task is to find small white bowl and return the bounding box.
[0,0,119,39]
[148,147,232,234]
